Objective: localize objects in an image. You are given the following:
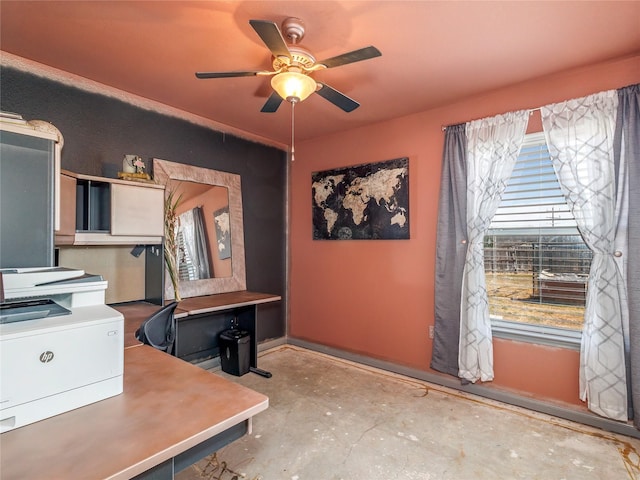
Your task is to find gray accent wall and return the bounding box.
[0,66,287,342]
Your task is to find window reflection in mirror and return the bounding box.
[170,180,232,279]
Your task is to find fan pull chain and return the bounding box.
[290,101,296,162]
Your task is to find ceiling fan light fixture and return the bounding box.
[271,71,317,103]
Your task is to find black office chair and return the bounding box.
[135,302,179,355]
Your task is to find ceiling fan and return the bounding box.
[195,17,382,113]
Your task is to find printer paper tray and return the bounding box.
[0,299,71,324]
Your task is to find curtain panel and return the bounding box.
[542,90,628,421]
[459,112,529,382]
[615,83,640,428]
[431,124,468,377]
[192,206,212,280]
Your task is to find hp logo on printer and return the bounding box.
[39,351,55,363]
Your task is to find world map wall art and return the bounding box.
[312,157,409,240]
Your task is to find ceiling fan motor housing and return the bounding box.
[272,45,316,70]
[272,17,317,71]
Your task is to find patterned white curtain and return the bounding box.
[541,90,628,420]
[459,112,529,382]
[178,209,198,281]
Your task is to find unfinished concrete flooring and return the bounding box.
[176,345,640,480]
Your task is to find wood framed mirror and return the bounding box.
[153,158,246,298]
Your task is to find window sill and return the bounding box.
[491,318,581,350]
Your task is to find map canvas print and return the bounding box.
[312,157,409,240]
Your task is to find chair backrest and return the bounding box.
[135,302,179,355]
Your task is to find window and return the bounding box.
[484,132,591,348]
[177,228,197,281]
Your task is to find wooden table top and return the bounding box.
[174,290,281,316]
[112,291,281,348]
[0,346,268,480]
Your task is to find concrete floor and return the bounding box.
[176,345,640,480]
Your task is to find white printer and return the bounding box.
[0,267,124,433]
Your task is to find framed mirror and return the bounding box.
[153,158,246,298]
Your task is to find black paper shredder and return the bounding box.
[219,329,250,376]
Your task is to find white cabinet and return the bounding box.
[110,183,164,237]
[57,170,164,245]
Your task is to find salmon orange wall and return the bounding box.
[289,54,640,407]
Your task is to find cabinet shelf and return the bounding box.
[76,179,110,232]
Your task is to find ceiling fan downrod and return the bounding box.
[281,17,305,44]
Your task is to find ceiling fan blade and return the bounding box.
[195,71,263,79]
[249,19,292,59]
[317,46,382,69]
[261,92,284,113]
[315,83,360,112]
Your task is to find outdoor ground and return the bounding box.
[486,272,584,330]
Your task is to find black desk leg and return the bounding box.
[237,305,272,378]
[249,366,272,378]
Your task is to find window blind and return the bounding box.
[490,132,577,233]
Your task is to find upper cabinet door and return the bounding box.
[110,183,164,237]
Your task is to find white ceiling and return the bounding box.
[1,1,639,146]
